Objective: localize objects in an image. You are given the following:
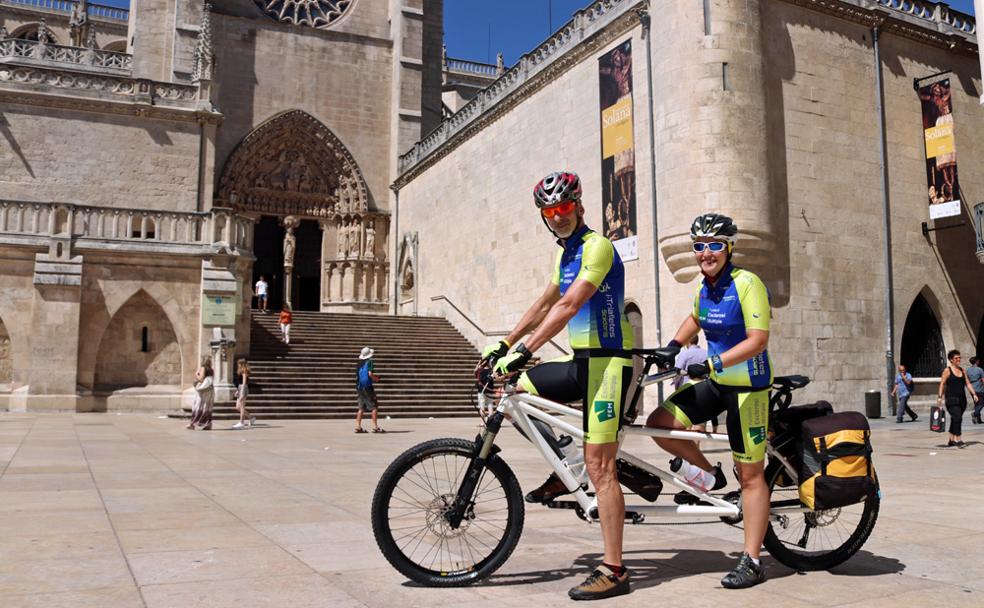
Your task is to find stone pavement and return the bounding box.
[0,412,981,607]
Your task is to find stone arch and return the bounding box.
[94,290,182,390]
[218,110,370,218]
[10,23,60,44]
[0,314,11,388]
[900,288,946,377]
[102,39,127,53]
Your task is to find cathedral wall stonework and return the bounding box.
[0,105,201,212]
[397,1,983,411]
[212,12,395,212]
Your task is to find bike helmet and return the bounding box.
[533,171,582,208]
[690,213,738,244]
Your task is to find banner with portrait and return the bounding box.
[918,77,961,220]
[598,40,638,261]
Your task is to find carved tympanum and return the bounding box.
[218,110,369,217]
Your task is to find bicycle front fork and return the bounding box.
[446,412,506,529]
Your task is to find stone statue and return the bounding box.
[69,0,88,47]
[364,224,375,258]
[37,18,51,45]
[283,226,296,269]
[349,223,361,257]
[0,27,8,40]
[336,221,348,258]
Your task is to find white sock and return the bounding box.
[750,556,761,566]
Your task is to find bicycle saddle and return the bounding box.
[772,375,810,390]
[631,347,679,366]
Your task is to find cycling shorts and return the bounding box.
[519,353,634,445]
[656,379,769,463]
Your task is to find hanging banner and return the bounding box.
[598,39,638,261]
[918,77,961,219]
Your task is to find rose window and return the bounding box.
[254,0,353,29]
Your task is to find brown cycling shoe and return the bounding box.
[524,472,580,504]
[568,564,631,600]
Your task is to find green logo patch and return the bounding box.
[749,425,767,445]
[594,400,615,422]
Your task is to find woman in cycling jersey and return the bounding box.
[646,213,773,589]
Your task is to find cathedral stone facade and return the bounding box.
[1,0,983,414]
[393,0,984,411]
[0,0,442,411]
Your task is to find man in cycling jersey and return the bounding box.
[484,171,635,601]
[646,213,773,589]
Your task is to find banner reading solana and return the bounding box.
[918,78,961,220]
[598,40,637,261]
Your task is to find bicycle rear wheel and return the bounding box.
[371,437,524,586]
[763,461,879,570]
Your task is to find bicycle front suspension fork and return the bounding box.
[446,411,505,529]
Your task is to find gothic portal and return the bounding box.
[217,110,389,311]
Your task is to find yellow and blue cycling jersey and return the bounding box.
[692,264,773,389]
[550,226,634,351]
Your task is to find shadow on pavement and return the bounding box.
[452,547,903,590]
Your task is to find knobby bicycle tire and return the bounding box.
[371,437,525,586]
[763,461,879,571]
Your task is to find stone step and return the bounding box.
[243,310,480,419]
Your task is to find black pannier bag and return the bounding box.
[799,412,877,510]
[769,401,834,487]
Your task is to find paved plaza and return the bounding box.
[0,411,982,607]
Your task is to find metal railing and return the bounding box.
[0,200,254,253]
[1,0,129,22]
[431,294,569,355]
[0,37,132,71]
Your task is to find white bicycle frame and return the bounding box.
[491,368,805,522]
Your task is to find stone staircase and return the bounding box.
[212,310,481,419]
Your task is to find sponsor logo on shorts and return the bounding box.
[749,425,766,445]
[594,400,615,422]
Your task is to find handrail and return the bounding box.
[431,294,569,355]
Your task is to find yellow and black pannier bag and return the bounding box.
[799,412,877,510]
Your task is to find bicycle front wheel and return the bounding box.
[371,437,525,586]
[763,461,879,570]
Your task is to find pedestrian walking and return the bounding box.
[255,275,269,312]
[355,346,383,433]
[937,350,979,447]
[233,358,255,429]
[187,358,215,431]
[893,364,918,423]
[279,303,292,344]
[968,356,984,424]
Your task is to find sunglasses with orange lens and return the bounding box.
[541,200,578,218]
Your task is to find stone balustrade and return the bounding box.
[445,57,499,77]
[0,200,254,254]
[1,0,129,22]
[875,0,975,34]
[0,38,132,73]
